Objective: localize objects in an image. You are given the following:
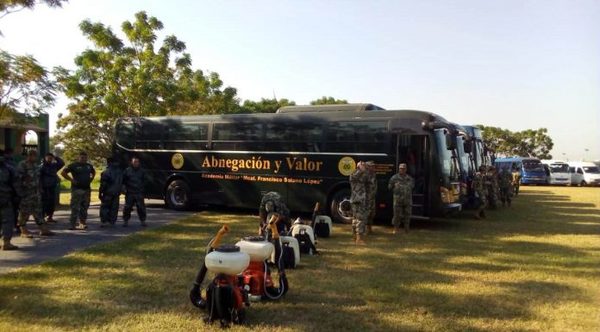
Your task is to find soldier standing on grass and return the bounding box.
[350,161,369,245]
[498,167,513,207]
[61,151,96,230]
[3,148,20,235]
[16,150,55,237]
[486,166,499,209]
[122,156,147,227]
[99,157,123,227]
[0,151,18,250]
[365,161,377,235]
[40,153,65,223]
[472,166,488,219]
[511,164,521,196]
[388,163,414,234]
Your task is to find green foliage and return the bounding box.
[478,125,554,159]
[55,11,239,163]
[239,98,296,113]
[309,96,348,105]
[0,50,57,121]
[0,0,67,20]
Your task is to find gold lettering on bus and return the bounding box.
[201,155,322,174]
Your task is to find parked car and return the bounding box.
[568,162,600,186]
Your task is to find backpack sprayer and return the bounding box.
[189,225,250,327]
[237,214,289,301]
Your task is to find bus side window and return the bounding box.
[137,120,163,149]
[116,122,135,149]
[212,122,264,151]
[164,123,209,150]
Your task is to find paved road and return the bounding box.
[0,200,193,274]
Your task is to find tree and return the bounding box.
[239,98,295,113]
[55,11,239,163]
[0,50,57,121]
[0,0,67,19]
[309,96,348,105]
[478,125,553,159]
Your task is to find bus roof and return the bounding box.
[276,103,385,113]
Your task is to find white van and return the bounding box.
[541,160,571,186]
[568,162,600,186]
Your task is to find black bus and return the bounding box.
[114,105,462,223]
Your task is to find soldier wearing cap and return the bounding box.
[388,163,414,234]
[365,161,377,234]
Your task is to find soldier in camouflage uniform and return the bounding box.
[99,157,123,227]
[498,167,513,207]
[388,163,414,234]
[1,151,18,250]
[485,166,499,209]
[16,150,55,237]
[350,161,369,244]
[472,165,488,219]
[365,161,377,234]
[61,151,96,230]
[511,164,521,196]
[122,157,147,227]
[258,191,291,234]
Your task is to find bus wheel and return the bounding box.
[330,189,353,224]
[166,179,191,210]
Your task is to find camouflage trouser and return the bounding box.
[476,193,487,215]
[500,187,512,205]
[18,193,44,226]
[100,194,120,224]
[351,203,367,235]
[367,201,376,225]
[392,202,411,230]
[1,203,14,240]
[70,189,91,226]
[487,188,498,208]
[123,194,146,223]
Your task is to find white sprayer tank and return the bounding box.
[205,245,250,275]
[291,224,316,244]
[236,236,274,262]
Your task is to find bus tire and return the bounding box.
[329,188,353,224]
[165,179,191,210]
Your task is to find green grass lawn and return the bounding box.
[1,186,599,331]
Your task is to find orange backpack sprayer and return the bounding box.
[189,225,251,327]
[237,214,289,301]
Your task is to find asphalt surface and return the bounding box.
[0,200,193,274]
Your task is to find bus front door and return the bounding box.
[396,134,429,218]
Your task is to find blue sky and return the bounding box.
[1,0,599,160]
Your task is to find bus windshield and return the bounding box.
[583,166,600,174]
[549,164,569,173]
[456,136,470,177]
[523,160,544,172]
[434,129,460,182]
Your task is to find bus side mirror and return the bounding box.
[446,133,457,150]
[463,139,472,153]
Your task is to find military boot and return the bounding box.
[366,225,373,235]
[355,234,366,245]
[78,220,88,230]
[2,238,19,250]
[39,224,56,236]
[20,226,33,238]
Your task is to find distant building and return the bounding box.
[0,113,49,160]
